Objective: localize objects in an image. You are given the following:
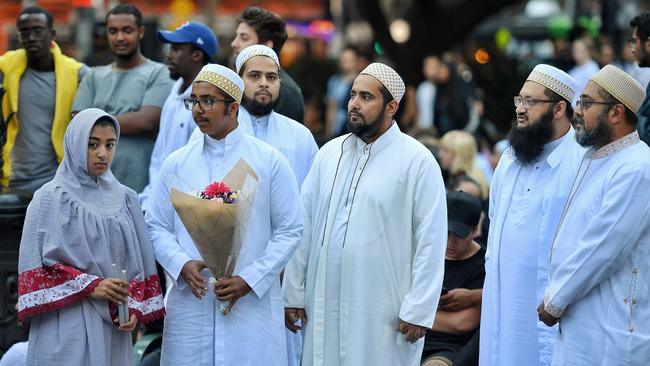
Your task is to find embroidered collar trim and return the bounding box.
[591,131,640,159]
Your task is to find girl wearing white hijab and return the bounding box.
[17,108,164,366]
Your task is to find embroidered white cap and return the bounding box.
[194,64,245,103]
[235,44,280,74]
[590,64,646,113]
[526,64,578,103]
[359,62,406,102]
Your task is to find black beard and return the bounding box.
[346,104,386,139]
[507,108,555,165]
[169,71,181,80]
[574,113,612,148]
[242,95,273,116]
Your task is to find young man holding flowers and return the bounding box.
[145,63,302,365]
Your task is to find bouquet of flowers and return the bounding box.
[196,181,240,203]
[170,159,258,314]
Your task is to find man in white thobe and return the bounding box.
[146,64,302,365]
[539,65,650,365]
[480,65,586,366]
[140,21,217,211]
[233,44,318,366]
[283,63,448,366]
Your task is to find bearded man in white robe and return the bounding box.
[283,63,448,366]
[480,65,586,366]
[539,65,650,365]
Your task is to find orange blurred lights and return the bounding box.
[474,48,490,64]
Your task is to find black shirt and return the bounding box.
[424,245,486,349]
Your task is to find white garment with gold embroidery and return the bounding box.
[545,132,650,365]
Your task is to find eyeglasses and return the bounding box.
[575,98,617,110]
[17,27,48,42]
[183,97,229,111]
[513,96,560,108]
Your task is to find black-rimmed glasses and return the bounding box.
[183,97,229,111]
[575,98,617,110]
[513,96,560,108]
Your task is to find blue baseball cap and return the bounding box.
[157,21,218,63]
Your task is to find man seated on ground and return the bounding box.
[422,191,485,366]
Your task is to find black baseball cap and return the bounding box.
[447,191,481,238]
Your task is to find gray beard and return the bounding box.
[574,113,612,148]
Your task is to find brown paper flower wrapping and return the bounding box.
[170,159,258,280]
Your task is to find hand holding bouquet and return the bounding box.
[170,159,258,314]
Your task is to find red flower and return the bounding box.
[203,181,232,199]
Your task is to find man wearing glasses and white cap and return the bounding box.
[540,65,650,365]
[481,64,586,366]
[146,63,302,365]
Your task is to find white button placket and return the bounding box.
[345,146,370,210]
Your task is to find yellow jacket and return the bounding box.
[0,42,83,187]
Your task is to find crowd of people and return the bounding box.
[1,2,650,366]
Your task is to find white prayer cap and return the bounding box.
[359,62,406,102]
[526,64,578,103]
[590,65,646,113]
[235,44,280,74]
[194,64,244,103]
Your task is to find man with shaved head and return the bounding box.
[0,6,88,192]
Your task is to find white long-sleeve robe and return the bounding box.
[480,128,586,366]
[545,132,650,365]
[235,106,318,365]
[190,106,317,365]
[145,126,303,366]
[140,78,195,211]
[283,123,447,366]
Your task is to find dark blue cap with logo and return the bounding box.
[157,21,218,63]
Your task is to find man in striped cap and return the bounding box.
[146,63,303,365]
[481,64,587,366]
[284,62,448,365]
[540,64,650,365]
